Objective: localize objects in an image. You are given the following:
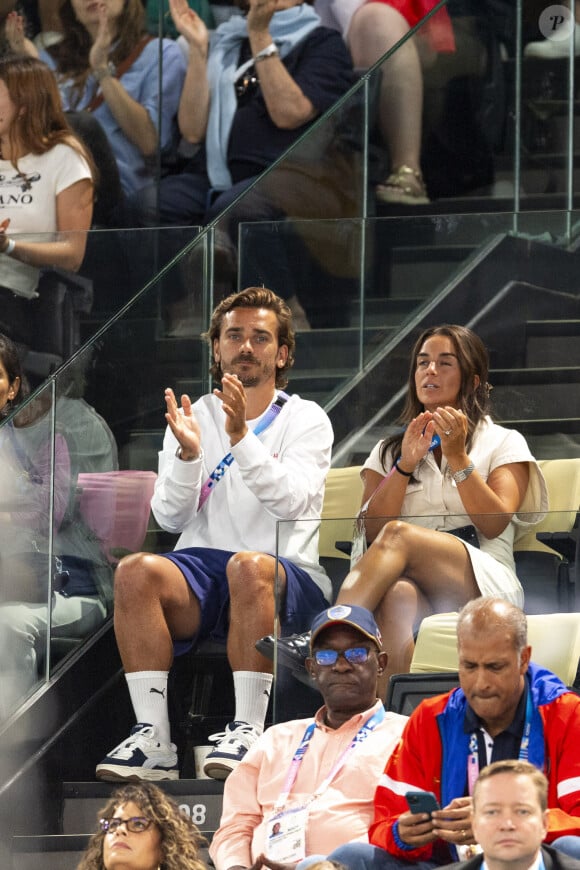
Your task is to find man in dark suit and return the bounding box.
[448,760,580,870]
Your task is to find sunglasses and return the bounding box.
[100,816,153,834]
[313,646,373,666]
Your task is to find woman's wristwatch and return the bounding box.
[452,461,475,484]
[93,61,116,83]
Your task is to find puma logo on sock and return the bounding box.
[149,687,166,698]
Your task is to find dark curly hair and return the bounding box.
[204,286,296,389]
[379,324,492,471]
[76,782,207,870]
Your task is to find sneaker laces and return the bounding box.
[109,725,161,760]
[208,721,259,752]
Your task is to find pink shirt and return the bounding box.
[209,700,407,870]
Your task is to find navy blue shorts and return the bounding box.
[163,547,328,656]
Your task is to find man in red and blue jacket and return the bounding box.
[326,598,580,870]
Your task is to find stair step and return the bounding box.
[526,319,580,337]
[62,780,224,836]
[11,834,90,870]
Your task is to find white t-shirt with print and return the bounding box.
[0,142,92,298]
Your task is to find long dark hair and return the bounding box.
[0,54,94,177]
[0,332,27,418]
[379,324,492,471]
[48,0,146,102]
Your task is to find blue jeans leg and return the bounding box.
[327,843,440,870]
[551,836,580,859]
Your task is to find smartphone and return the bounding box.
[405,790,441,816]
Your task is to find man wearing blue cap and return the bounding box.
[209,604,408,870]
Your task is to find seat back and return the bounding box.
[411,611,580,687]
[76,470,157,564]
[318,466,363,598]
[514,458,580,554]
[319,466,363,558]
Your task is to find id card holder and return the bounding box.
[265,806,309,862]
[350,501,370,569]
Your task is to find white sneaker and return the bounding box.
[203,720,260,780]
[525,24,580,58]
[96,723,179,782]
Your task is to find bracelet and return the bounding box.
[253,42,279,63]
[2,238,15,256]
[394,458,413,477]
[93,61,116,83]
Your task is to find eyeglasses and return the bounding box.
[100,816,153,834]
[313,647,373,666]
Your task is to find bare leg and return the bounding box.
[374,579,433,693]
[226,551,287,672]
[347,4,425,186]
[337,520,480,613]
[113,552,202,673]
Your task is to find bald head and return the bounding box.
[457,598,527,655]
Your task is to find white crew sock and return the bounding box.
[126,671,171,745]
[232,671,273,732]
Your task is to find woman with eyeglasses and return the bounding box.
[77,781,207,870]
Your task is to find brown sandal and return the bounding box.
[376,164,430,205]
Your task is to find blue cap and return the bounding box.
[310,605,382,652]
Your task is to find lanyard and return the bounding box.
[274,706,385,813]
[197,391,288,511]
[467,690,533,795]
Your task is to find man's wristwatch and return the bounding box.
[176,446,198,462]
[452,461,475,484]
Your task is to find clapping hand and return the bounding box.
[164,388,202,460]
[169,0,208,54]
[89,2,114,72]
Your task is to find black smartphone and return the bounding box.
[405,790,441,816]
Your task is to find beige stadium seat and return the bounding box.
[411,611,580,687]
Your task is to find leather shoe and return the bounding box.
[255,631,311,673]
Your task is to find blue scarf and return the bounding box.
[206,4,321,190]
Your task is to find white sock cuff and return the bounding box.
[125,671,169,685]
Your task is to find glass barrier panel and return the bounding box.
[0,379,57,723]
[273,506,580,724]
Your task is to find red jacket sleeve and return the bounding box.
[370,697,446,860]
[542,692,580,841]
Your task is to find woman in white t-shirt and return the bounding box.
[0,54,94,351]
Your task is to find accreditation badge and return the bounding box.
[265,806,309,862]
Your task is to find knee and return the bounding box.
[348,3,409,56]
[373,519,413,551]
[328,842,385,870]
[114,553,164,605]
[226,551,275,598]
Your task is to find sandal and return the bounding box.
[376,165,430,205]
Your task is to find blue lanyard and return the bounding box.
[467,690,533,795]
[274,706,385,812]
[197,390,288,510]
